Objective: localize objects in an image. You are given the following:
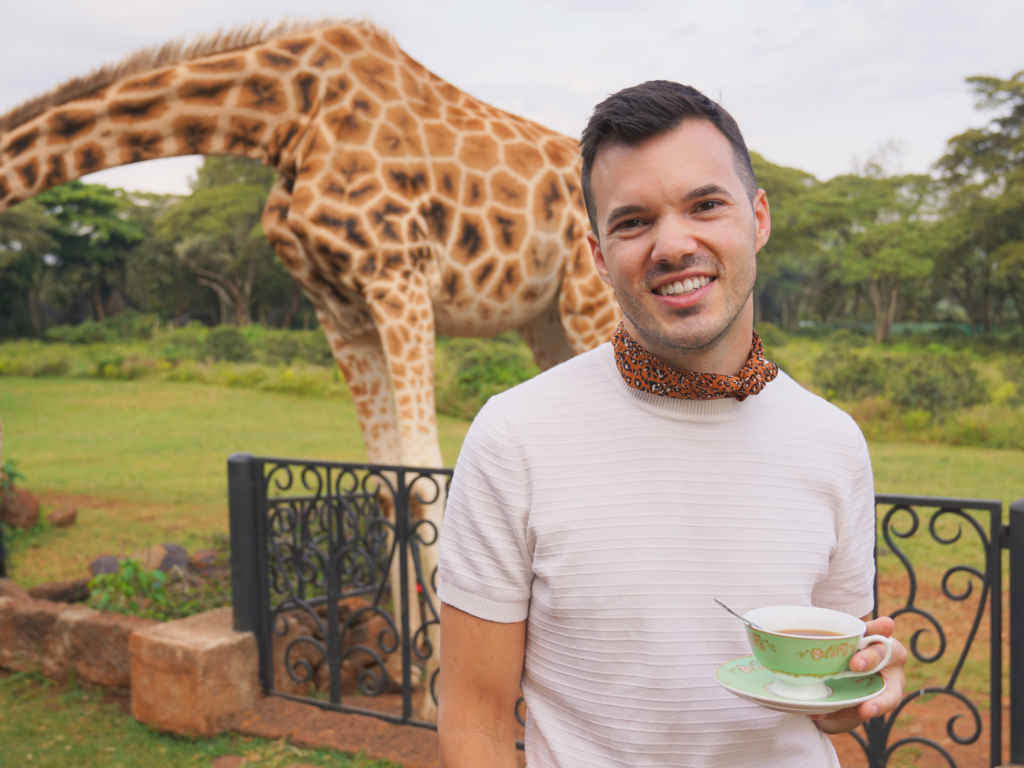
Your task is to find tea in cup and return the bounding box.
[742,605,894,701]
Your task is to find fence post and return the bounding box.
[228,453,270,692]
[1010,498,1024,765]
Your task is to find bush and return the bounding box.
[813,349,886,401]
[263,333,300,365]
[45,311,156,344]
[435,334,540,420]
[203,326,253,362]
[755,322,788,347]
[887,353,986,418]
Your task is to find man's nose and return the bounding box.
[650,214,699,263]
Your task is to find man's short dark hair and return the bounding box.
[579,80,758,234]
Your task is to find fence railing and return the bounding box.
[228,453,1024,767]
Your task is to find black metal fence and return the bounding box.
[229,453,1024,766]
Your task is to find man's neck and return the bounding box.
[622,306,755,376]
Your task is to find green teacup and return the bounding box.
[742,605,894,701]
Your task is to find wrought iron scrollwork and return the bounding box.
[253,458,452,729]
[851,496,1001,768]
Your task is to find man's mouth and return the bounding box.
[654,276,715,297]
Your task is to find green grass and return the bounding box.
[0,377,470,584]
[0,671,397,768]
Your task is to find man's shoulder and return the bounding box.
[488,343,615,412]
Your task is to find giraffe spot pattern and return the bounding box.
[74,143,105,174]
[48,110,96,142]
[178,79,235,105]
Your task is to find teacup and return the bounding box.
[742,605,894,701]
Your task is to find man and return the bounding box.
[436,80,907,767]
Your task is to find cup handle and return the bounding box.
[833,635,894,679]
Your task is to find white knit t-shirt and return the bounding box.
[437,343,876,768]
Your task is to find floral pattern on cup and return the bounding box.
[797,642,853,660]
[748,632,778,654]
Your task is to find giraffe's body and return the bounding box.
[0,20,621,716]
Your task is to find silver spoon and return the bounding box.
[714,598,768,632]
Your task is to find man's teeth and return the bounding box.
[656,276,714,296]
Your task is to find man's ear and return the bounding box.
[588,230,613,287]
[753,189,771,255]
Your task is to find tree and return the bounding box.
[157,181,274,326]
[751,153,821,330]
[806,172,934,342]
[937,71,1024,332]
[0,199,58,334]
[32,181,146,322]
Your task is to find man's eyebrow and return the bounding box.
[604,204,647,228]
[682,183,731,202]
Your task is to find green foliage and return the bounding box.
[434,333,541,420]
[88,559,172,619]
[886,353,987,417]
[44,310,157,344]
[87,540,232,622]
[1,459,24,497]
[813,349,886,401]
[203,325,253,362]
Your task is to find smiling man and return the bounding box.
[437,81,906,767]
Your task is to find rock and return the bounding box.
[27,578,90,603]
[272,615,324,696]
[0,577,30,600]
[0,488,39,530]
[0,597,68,673]
[129,543,189,573]
[89,555,120,576]
[46,506,77,528]
[0,597,155,686]
[314,595,372,626]
[189,548,219,575]
[130,608,260,737]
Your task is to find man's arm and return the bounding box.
[812,615,908,735]
[438,602,526,767]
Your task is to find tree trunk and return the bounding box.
[867,281,897,343]
[92,284,107,321]
[280,283,302,328]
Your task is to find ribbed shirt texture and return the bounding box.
[437,342,876,767]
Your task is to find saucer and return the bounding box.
[714,655,886,715]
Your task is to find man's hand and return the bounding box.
[438,602,526,767]
[812,615,907,735]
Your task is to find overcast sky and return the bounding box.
[2,0,1020,195]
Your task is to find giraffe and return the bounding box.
[0,19,622,717]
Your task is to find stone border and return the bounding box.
[0,596,156,687]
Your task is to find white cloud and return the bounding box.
[2,0,1021,193]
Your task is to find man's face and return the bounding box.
[587,120,771,365]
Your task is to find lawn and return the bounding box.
[0,671,397,768]
[0,377,471,584]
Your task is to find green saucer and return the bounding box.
[715,655,886,715]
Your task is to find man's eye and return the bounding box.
[616,218,644,231]
[695,200,721,212]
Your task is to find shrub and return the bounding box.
[45,311,156,344]
[813,349,886,401]
[203,326,253,362]
[435,334,540,420]
[886,353,986,418]
[755,322,788,347]
[263,333,300,365]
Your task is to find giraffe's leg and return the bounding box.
[363,271,444,720]
[517,295,575,372]
[262,184,417,689]
[557,237,623,354]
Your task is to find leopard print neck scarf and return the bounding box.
[612,323,779,401]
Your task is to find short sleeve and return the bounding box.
[437,399,533,623]
[811,436,876,618]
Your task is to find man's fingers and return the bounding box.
[850,643,888,672]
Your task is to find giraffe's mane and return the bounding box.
[0,18,385,134]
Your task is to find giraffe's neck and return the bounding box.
[0,26,371,212]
